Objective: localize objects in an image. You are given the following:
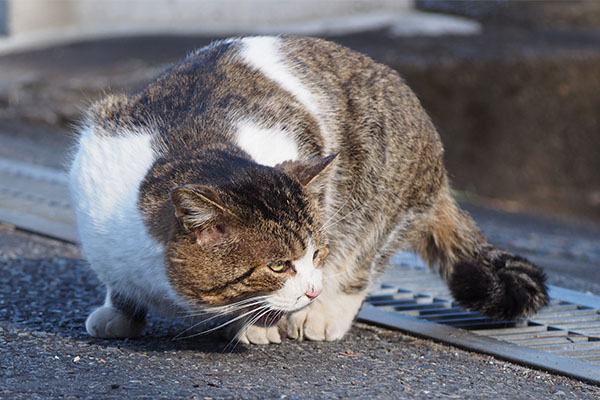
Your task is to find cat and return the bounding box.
[69,36,548,344]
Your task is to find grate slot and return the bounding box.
[369,296,436,307]
[534,308,595,318]
[532,314,600,325]
[447,320,517,330]
[572,354,600,362]
[472,325,550,335]
[533,342,600,351]
[389,300,452,311]
[535,304,588,313]
[418,311,486,321]
[510,336,589,346]
[554,349,600,357]
[491,330,571,341]
[577,328,600,335]
[410,306,465,315]
[366,292,416,302]
[544,321,600,330]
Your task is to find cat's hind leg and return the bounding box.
[85,291,147,339]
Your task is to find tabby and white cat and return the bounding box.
[69,36,548,344]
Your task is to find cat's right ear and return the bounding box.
[275,153,339,188]
[170,185,227,232]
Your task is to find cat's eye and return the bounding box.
[268,261,288,273]
[313,250,319,261]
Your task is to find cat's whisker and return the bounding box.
[190,301,270,326]
[224,305,275,351]
[319,197,350,232]
[180,296,269,319]
[174,306,266,341]
[320,202,367,232]
[179,295,270,317]
[223,306,286,352]
[177,302,265,332]
[174,299,269,340]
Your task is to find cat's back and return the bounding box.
[70,35,441,245]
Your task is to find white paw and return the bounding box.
[287,293,364,341]
[226,321,282,345]
[85,306,146,339]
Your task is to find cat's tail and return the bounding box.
[410,184,549,320]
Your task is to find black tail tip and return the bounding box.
[449,253,549,320]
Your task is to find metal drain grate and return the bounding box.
[360,253,600,384]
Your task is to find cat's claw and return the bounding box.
[85,306,146,339]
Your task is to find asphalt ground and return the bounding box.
[1,222,600,399]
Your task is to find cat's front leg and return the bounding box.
[85,291,147,339]
[286,288,366,341]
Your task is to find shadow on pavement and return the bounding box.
[0,255,246,354]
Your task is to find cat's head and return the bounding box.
[165,155,337,324]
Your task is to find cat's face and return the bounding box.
[165,156,335,323]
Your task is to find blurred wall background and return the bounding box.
[2,0,411,38]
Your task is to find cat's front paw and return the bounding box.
[85,306,146,339]
[225,321,282,345]
[286,292,365,341]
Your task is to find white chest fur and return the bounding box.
[69,127,184,313]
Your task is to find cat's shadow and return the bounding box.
[1,256,247,354]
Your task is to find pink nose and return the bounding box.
[305,288,322,300]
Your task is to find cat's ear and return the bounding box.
[275,153,338,188]
[171,185,227,232]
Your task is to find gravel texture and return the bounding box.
[1,225,599,399]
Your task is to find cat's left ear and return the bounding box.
[171,185,228,232]
[275,153,338,188]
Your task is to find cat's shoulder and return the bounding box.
[80,92,135,137]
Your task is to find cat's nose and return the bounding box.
[305,287,322,300]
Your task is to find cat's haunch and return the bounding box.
[69,36,548,344]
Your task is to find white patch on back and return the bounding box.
[235,122,299,166]
[240,36,321,119]
[69,126,185,314]
[238,36,337,226]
